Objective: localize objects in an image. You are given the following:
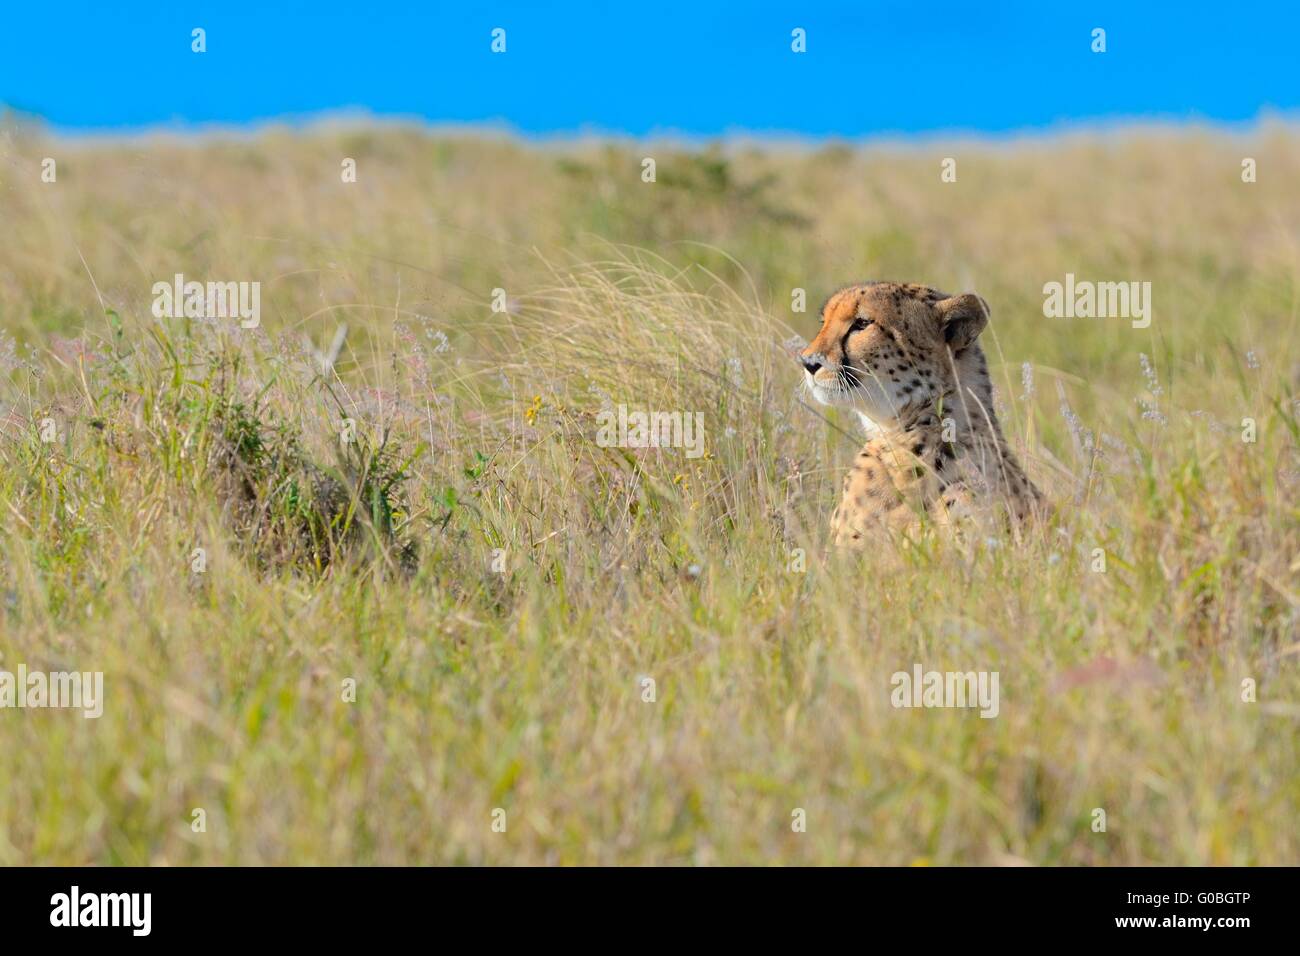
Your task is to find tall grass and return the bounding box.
[0,121,1296,864]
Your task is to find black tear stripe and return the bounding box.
[838,327,859,361]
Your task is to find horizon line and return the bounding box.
[5,106,1300,151]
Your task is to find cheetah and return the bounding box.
[799,282,1045,548]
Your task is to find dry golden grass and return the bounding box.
[0,120,1296,864]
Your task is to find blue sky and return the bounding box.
[1,1,1295,137]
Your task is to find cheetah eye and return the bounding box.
[850,318,873,332]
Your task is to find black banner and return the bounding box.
[1,866,1285,943]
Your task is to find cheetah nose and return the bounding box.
[800,355,824,375]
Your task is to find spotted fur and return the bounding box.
[800,282,1045,547]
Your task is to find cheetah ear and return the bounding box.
[935,293,989,351]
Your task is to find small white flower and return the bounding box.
[1020,362,1035,399]
[1139,353,1162,396]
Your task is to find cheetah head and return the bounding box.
[799,282,990,428]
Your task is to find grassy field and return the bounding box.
[0,120,1296,865]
